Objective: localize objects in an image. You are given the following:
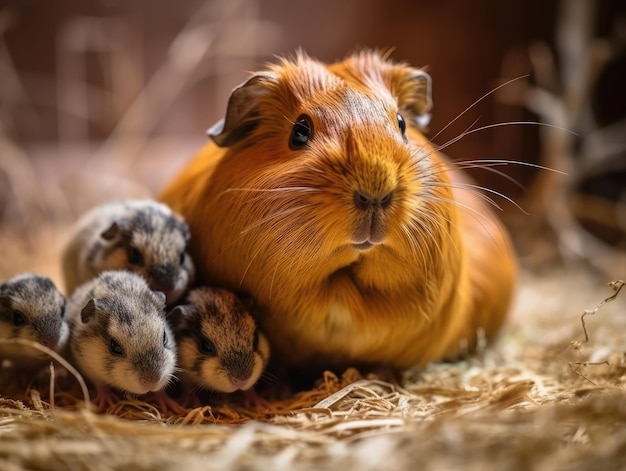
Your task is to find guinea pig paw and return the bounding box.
[242,388,270,410]
[153,390,187,415]
[93,385,120,412]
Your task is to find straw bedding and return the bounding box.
[1,175,625,470]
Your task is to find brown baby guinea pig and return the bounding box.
[159,50,517,372]
[169,286,269,393]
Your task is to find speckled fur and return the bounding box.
[170,287,269,393]
[66,270,177,395]
[0,273,69,365]
[62,199,195,305]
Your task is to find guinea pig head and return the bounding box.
[170,287,269,393]
[99,206,195,305]
[0,275,69,359]
[196,51,456,301]
[76,291,177,395]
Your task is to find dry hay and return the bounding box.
[2,251,625,470]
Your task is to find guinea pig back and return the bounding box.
[160,50,517,370]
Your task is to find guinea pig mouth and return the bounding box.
[352,241,377,251]
[351,203,388,251]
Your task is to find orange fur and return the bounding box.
[160,51,516,370]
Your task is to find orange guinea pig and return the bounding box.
[160,50,516,373]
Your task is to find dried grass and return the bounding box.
[2,240,625,470]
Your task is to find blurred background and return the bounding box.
[0,0,624,282]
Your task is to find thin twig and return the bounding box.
[580,280,625,343]
[0,338,92,411]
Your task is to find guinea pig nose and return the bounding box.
[41,338,57,350]
[353,190,393,211]
[152,264,176,282]
[229,378,249,390]
[140,378,160,391]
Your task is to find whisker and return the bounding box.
[446,162,527,191]
[404,203,449,261]
[428,75,530,143]
[440,121,576,154]
[239,204,313,236]
[410,201,461,254]
[453,158,568,175]
[399,221,429,268]
[220,187,321,195]
[420,194,503,247]
[427,181,530,215]
[415,116,481,158]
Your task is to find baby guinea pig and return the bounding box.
[160,50,517,372]
[62,199,195,305]
[66,270,177,406]
[169,286,270,394]
[0,273,69,366]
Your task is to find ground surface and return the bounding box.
[1,145,625,470]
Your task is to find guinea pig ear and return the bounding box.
[167,304,193,325]
[80,298,98,324]
[207,72,278,147]
[389,68,432,128]
[100,221,128,240]
[153,291,167,305]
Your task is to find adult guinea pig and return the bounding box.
[160,50,517,373]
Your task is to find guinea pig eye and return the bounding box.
[200,337,216,356]
[109,338,124,356]
[127,247,144,266]
[397,113,407,136]
[289,114,313,150]
[162,330,168,347]
[179,251,186,266]
[12,311,26,327]
[253,331,259,350]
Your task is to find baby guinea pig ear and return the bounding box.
[100,220,129,240]
[152,291,167,306]
[80,298,98,324]
[207,72,279,147]
[166,304,194,326]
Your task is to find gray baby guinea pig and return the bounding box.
[66,270,177,406]
[170,287,270,394]
[62,199,195,304]
[0,273,69,366]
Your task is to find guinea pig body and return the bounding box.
[61,199,195,305]
[0,273,69,366]
[159,51,516,371]
[66,270,177,399]
[170,286,269,393]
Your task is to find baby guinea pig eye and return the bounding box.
[12,310,26,327]
[127,247,144,266]
[253,331,259,350]
[163,330,168,347]
[199,337,216,356]
[397,113,406,136]
[109,338,124,356]
[179,251,186,266]
[289,114,313,150]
